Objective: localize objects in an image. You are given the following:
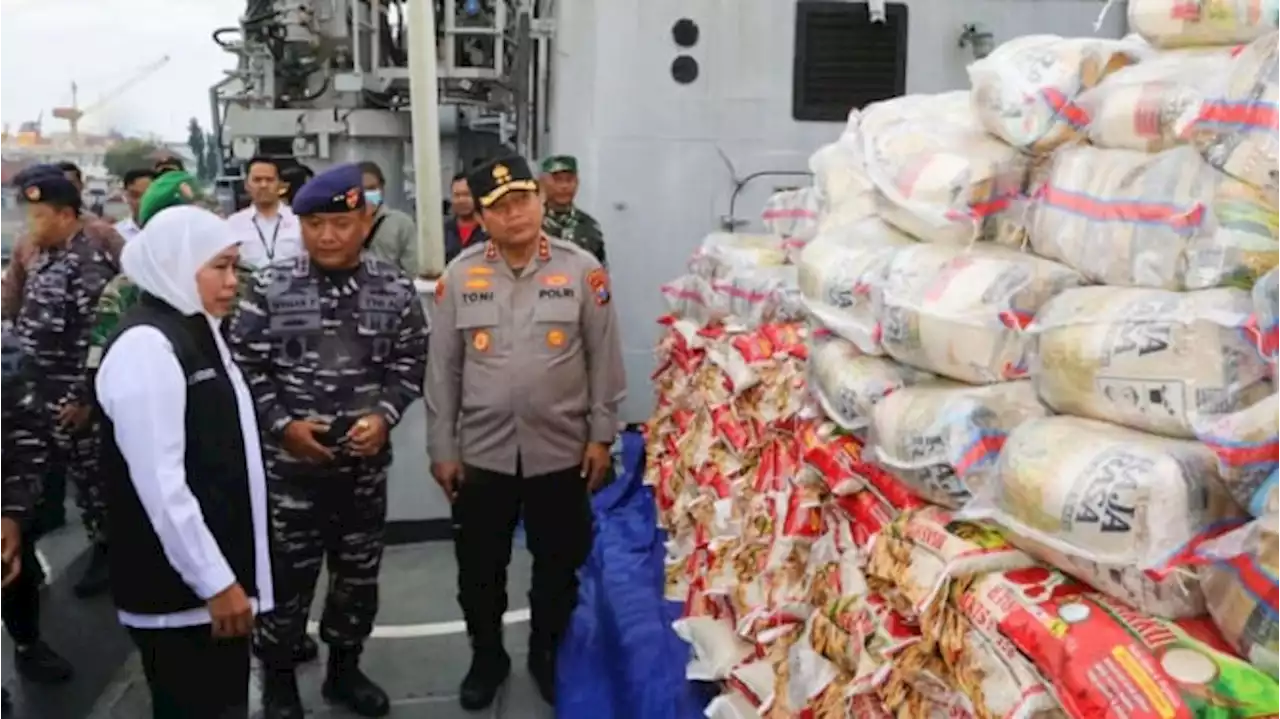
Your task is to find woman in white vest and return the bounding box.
[95,206,273,718]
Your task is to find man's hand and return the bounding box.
[1,518,21,588]
[580,442,611,492]
[57,401,92,431]
[281,420,335,463]
[431,461,463,503]
[207,583,254,638]
[346,414,389,457]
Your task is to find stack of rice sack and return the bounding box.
[957,9,1280,712]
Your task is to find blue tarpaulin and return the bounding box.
[556,430,707,719]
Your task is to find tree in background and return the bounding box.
[103,139,161,178]
[188,117,208,180]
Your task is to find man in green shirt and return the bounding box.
[539,155,606,265]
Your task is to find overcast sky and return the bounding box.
[1,0,244,141]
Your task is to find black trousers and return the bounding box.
[128,625,250,719]
[1,538,42,645]
[453,462,593,653]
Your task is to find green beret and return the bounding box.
[540,155,578,175]
[138,171,202,228]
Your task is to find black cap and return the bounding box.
[17,171,80,210]
[467,155,538,209]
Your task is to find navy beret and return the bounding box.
[17,170,80,209]
[11,163,64,189]
[291,163,366,216]
[468,155,538,209]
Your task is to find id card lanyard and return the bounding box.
[251,214,282,263]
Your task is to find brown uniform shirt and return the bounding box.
[2,214,124,320]
[425,235,626,476]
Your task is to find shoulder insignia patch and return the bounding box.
[586,267,610,306]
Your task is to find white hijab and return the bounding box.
[121,206,239,317]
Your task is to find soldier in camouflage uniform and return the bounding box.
[3,169,112,686]
[539,155,607,265]
[4,325,75,706]
[3,165,124,536]
[228,164,428,719]
[66,171,209,598]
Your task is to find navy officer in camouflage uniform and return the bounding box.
[427,155,626,709]
[228,164,428,719]
[539,155,607,265]
[2,169,113,688]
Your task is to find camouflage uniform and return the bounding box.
[542,206,607,266]
[11,231,117,544]
[227,254,428,665]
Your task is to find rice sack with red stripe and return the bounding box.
[967,415,1246,619]
[1198,515,1280,678]
[1076,48,1235,152]
[878,244,1083,385]
[1176,31,1279,204]
[1028,144,1277,290]
[1030,286,1272,438]
[968,34,1145,155]
[1193,393,1279,517]
[1128,0,1279,48]
[860,109,1030,246]
[867,380,1049,509]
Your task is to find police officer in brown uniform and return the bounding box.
[426,156,626,710]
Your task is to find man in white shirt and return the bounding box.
[226,157,303,271]
[113,169,154,242]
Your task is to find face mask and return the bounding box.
[365,189,383,207]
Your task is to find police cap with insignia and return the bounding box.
[138,170,203,228]
[15,166,81,212]
[468,155,539,209]
[539,155,578,175]
[292,163,366,216]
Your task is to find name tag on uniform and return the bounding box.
[187,368,218,386]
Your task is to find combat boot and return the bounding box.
[73,543,110,598]
[254,633,319,664]
[459,643,510,711]
[322,646,390,717]
[261,666,305,719]
[14,641,73,684]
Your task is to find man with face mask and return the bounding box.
[358,161,419,276]
[539,155,606,266]
[4,168,116,685]
[427,155,626,709]
[228,164,429,719]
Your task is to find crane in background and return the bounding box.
[52,55,172,142]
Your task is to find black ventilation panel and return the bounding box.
[792,1,909,122]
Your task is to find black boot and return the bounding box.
[253,633,319,664]
[261,666,305,719]
[321,647,389,717]
[459,644,510,711]
[14,641,73,684]
[527,648,555,706]
[73,544,110,598]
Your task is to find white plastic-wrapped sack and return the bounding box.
[762,188,820,245]
[809,140,876,231]
[878,244,1083,385]
[1031,286,1272,438]
[674,615,756,681]
[969,35,1146,154]
[870,380,1049,508]
[1194,393,1279,516]
[1128,0,1280,48]
[969,416,1242,616]
[1254,268,1279,381]
[863,118,1029,245]
[1177,32,1280,202]
[1077,49,1234,151]
[861,90,976,135]
[797,218,914,352]
[807,334,933,431]
[1198,516,1280,678]
[689,232,789,281]
[1028,144,1279,290]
